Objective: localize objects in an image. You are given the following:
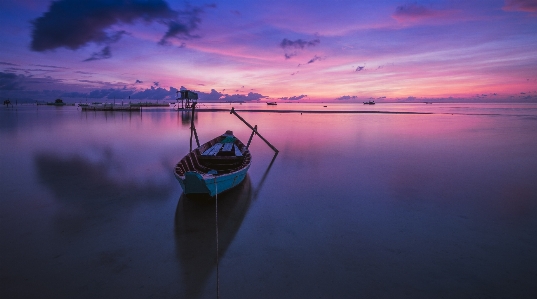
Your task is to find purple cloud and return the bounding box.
[392,3,453,22]
[221,92,267,102]
[503,0,537,12]
[307,55,322,64]
[32,64,69,69]
[83,46,111,62]
[280,38,320,49]
[30,0,206,58]
[159,6,204,45]
[280,94,307,101]
[394,3,434,18]
[192,89,267,102]
[284,52,297,59]
[335,95,357,101]
[0,72,24,90]
[280,37,320,59]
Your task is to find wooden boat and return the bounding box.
[174,130,252,197]
[363,100,375,105]
[266,102,277,105]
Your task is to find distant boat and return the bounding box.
[363,100,375,105]
[266,102,277,105]
[174,130,251,197]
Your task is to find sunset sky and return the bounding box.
[1,0,536,102]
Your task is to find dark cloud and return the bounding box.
[307,55,322,64]
[3,67,63,74]
[61,85,179,100]
[30,0,207,58]
[83,46,112,62]
[221,92,267,102]
[182,89,267,102]
[135,80,143,84]
[280,38,320,49]
[159,6,203,45]
[503,0,537,12]
[4,75,267,102]
[63,89,123,100]
[78,79,113,85]
[355,66,365,71]
[284,52,297,59]
[0,72,24,90]
[189,88,221,101]
[280,37,320,59]
[335,95,357,101]
[131,86,178,100]
[153,81,160,87]
[392,3,452,22]
[394,3,434,17]
[280,95,307,101]
[61,91,89,98]
[0,62,18,66]
[32,64,69,69]
[0,72,66,95]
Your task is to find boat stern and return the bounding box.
[176,172,212,196]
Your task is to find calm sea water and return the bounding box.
[1,103,537,298]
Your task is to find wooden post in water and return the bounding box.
[246,125,257,149]
[189,103,200,151]
[230,108,279,153]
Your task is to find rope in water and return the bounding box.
[215,178,220,299]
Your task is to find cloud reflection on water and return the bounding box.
[34,149,174,235]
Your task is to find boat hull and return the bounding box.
[175,165,250,197]
[174,131,252,197]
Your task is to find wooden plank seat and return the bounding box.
[234,145,242,157]
[222,142,233,152]
[202,143,223,156]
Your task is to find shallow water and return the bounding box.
[1,103,537,298]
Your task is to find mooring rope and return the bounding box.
[215,178,220,299]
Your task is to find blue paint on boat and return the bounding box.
[174,131,252,197]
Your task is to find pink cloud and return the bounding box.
[503,0,537,12]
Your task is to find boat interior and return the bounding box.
[175,135,251,176]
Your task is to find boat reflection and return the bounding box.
[174,175,252,298]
